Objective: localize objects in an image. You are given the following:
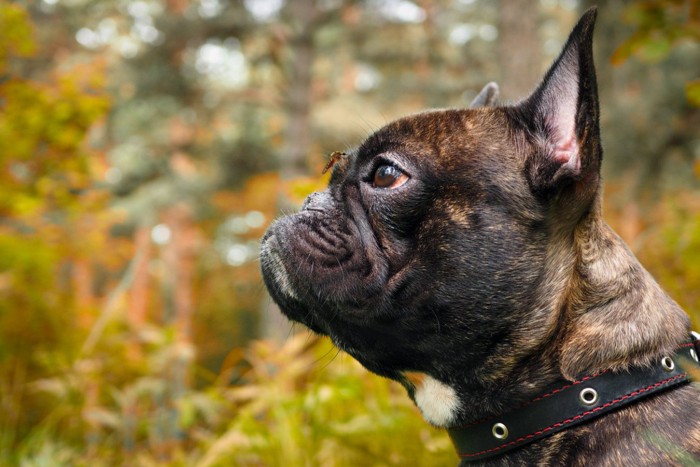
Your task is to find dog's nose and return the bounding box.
[301,191,332,212]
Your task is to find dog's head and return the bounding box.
[261,8,601,417]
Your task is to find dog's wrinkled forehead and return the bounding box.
[362,110,477,159]
[330,108,512,191]
[329,109,498,178]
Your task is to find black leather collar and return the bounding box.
[449,333,700,463]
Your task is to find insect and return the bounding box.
[321,151,347,175]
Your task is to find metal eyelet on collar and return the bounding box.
[691,331,700,362]
[492,423,508,440]
[661,356,675,372]
[578,387,599,406]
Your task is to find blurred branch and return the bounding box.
[81,244,143,354]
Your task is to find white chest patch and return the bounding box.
[412,375,461,427]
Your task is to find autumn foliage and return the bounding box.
[0,2,698,466]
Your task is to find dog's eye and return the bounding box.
[373,165,408,189]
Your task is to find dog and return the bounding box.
[260,7,700,465]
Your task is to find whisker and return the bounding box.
[318,347,342,372]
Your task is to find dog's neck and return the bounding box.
[410,201,690,428]
[559,205,690,378]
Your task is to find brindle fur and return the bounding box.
[261,8,700,465]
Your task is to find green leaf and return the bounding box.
[637,34,673,62]
[686,80,700,107]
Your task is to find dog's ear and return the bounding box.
[469,82,499,108]
[517,7,601,197]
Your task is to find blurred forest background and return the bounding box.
[1,0,699,465]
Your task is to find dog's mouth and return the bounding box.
[260,211,391,330]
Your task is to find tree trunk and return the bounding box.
[497,0,542,101]
[161,204,196,341]
[261,0,317,342]
[128,225,152,328]
[160,203,196,455]
[280,0,316,178]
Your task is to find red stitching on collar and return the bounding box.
[460,371,608,428]
[530,371,606,403]
[459,373,687,458]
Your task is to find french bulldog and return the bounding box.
[260,7,700,465]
